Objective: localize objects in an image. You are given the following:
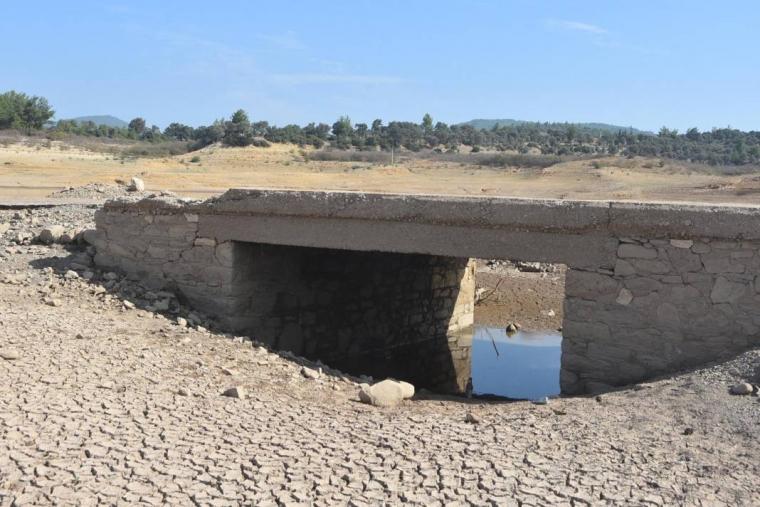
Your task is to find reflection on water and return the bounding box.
[471,327,562,400]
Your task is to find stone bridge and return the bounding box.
[88,189,760,394]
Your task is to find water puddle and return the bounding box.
[471,327,562,400]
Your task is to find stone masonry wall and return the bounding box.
[91,192,760,396]
[231,244,474,392]
[88,207,243,323]
[89,203,474,393]
[561,237,760,394]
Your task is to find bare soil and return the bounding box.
[3,140,760,204]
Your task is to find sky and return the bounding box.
[2,1,759,131]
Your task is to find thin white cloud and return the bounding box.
[270,73,404,85]
[546,19,608,35]
[258,30,306,51]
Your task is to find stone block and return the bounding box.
[614,259,636,277]
[629,259,672,275]
[624,277,662,296]
[562,320,610,343]
[710,276,748,304]
[701,253,745,274]
[565,270,620,301]
[666,248,703,273]
[618,244,658,259]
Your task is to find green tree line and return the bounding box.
[2,89,759,166]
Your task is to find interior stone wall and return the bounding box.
[561,237,760,394]
[230,243,474,392]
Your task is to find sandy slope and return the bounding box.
[2,141,760,204]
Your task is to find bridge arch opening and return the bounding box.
[472,259,566,400]
[227,241,475,393]
[224,241,566,398]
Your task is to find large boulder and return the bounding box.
[359,379,415,407]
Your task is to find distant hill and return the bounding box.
[68,115,128,128]
[460,119,651,135]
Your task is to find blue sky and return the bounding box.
[3,1,759,131]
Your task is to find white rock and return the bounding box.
[0,223,9,235]
[193,237,216,247]
[0,349,20,360]
[129,177,145,192]
[64,270,79,280]
[176,317,188,327]
[616,288,634,306]
[729,383,754,395]
[44,297,62,307]
[358,379,415,407]
[670,239,694,249]
[398,381,415,399]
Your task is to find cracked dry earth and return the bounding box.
[1,205,759,506]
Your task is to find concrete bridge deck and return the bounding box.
[91,189,760,394]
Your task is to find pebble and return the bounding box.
[465,412,480,424]
[222,386,247,399]
[301,366,321,380]
[0,349,21,360]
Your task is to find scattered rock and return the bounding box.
[301,366,321,380]
[506,322,521,333]
[0,349,21,360]
[222,386,246,399]
[532,397,549,405]
[683,427,695,435]
[64,270,79,280]
[729,383,754,395]
[176,317,188,327]
[465,412,480,424]
[129,177,145,192]
[44,297,62,307]
[177,387,189,397]
[37,225,65,244]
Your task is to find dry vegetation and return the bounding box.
[2,135,760,204]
